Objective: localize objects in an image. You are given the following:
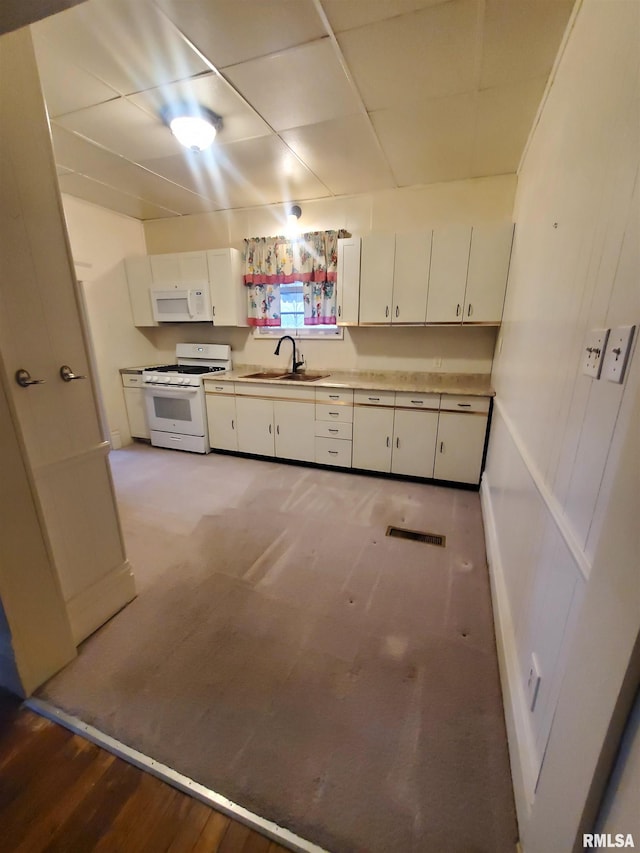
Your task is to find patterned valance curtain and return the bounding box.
[243,230,347,327]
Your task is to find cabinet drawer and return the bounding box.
[236,382,315,401]
[353,389,395,407]
[439,395,491,414]
[315,421,353,440]
[316,388,354,405]
[121,373,144,388]
[204,380,235,394]
[315,437,352,468]
[394,391,440,410]
[315,403,354,423]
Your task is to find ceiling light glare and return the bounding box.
[162,105,223,153]
[287,204,302,226]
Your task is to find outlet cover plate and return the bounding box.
[601,325,636,384]
[582,328,609,378]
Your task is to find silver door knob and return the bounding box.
[15,369,46,388]
[60,365,86,382]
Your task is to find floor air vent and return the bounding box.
[386,526,446,547]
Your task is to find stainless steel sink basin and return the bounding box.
[240,371,289,379]
[278,373,330,382]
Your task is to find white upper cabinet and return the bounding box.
[463,223,514,323]
[392,231,432,323]
[359,231,432,324]
[426,225,472,323]
[359,233,396,323]
[125,256,157,327]
[206,248,247,327]
[336,236,361,325]
[149,251,209,286]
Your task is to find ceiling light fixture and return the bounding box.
[161,104,223,153]
[287,205,302,226]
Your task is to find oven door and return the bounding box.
[144,385,206,437]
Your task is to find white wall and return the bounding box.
[481,1,639,849]
[142,175,516,376]
[62,195,181,445]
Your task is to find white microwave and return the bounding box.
[151,286,212,323]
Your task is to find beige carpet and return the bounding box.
[39,444,518,853]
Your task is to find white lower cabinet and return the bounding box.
[123,387,149,439]
[235,396,275,456]
[205,392,237,452]
[274,399,315,463]
[434,411,488,484]
[234,388,316,462]
[352,401,438,478]
[352,406,394,472]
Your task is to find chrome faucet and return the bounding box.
[274,335,304,373]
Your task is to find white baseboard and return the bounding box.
[65,560,136,645]
[480,474,538,827]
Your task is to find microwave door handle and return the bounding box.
[186,290,195,319]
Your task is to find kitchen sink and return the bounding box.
[239,371,329,382]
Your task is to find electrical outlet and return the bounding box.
[526,654,541,712]
[582,328,609,378]
[601,325,636,384]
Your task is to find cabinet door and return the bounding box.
[206,393,238,451]
[178,251,209,283]
[434,412,488,484]
[207,248,246,326]
[392,231,431,324]
[336,237,361,325]
[149,253,180,285]
[426,225,472,323]
[125,257,157,327]
[123,387,149,439]
[235,397,274,456]
[391,409,438,478]
[359,233,395,324]
[463,223,514,323]
[352,406,394,472]
[274,399,315,462]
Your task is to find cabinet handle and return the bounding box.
[212,306,216,317]
[395,305,399,318]
[467,303,472,317]
[457,402,471,407]
[385,305,389,318]
[410,399,423,405]
[396,437,400,449]
[231,419,235,429]
[276,424,280,435]
[368,396,380,401]
[329,411,339,416]
[338,305,342,317]
[329,394,339,399]
[440,441,445,453]
[456,303,461,317]
[269,424,272,434]
[386,436,390,447]
[214,385,224,391]
[328,428,339,433]
[328,450,338,455]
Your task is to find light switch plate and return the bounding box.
[601,325,636,384]
[582,328,609,378]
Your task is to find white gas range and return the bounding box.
[143,343,232,454]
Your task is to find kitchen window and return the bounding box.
[253,282,343,340]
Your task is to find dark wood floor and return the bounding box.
[0,692,291,853]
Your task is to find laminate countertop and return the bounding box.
[206,367,495,397]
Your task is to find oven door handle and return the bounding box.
[144,386,199,397]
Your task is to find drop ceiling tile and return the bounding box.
[33,0,208,95]
[480,1,574,90]
[370,94,475,186]
[471,77,547,177]
[337,0,479,110]
[51,124,222,212]
[129,72,272,145]
[57,173,180,220]
[156,0,326,69]
[224,39,361,131]
[140,136,331,211]
[322,0,451,33]
[281,115,396,195]
[31,34,120,117]
[54,98,180,162]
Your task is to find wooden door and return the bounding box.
[0,29,135,649]
[359,234,395,323]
